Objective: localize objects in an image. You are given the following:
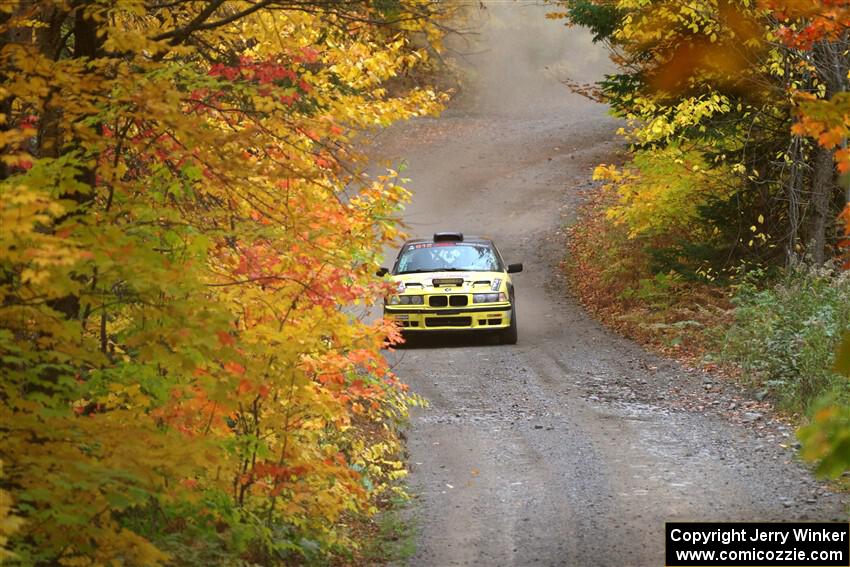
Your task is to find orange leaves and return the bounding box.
[252,462,308,483]
[382,318,404,348]
[773,2,850,212]
[230,243,283,282]
[839,204,850,268]
[299,46,320,64]
[301,343,394,415]
[791,93,850,176]
[791,114,841,146]
[764,0,850,49]
[317,372,346,386]
[216,330,235,346]
[777,2,850,219]
[236,378,271,398]
[766,0,850,163]
[834,148,850,173]
[648,2,766,95]
[840,203,850,231]
[1,0,441,561]
[154,386,231,437]
[314,154,334,170]
[817,126,846,148]
[224,361,246,376]
[608,0,769,98]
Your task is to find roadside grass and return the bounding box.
[337,495,417,566]
[565,185,850,418]
[565,187,732,365]
[721,266,850,415]
[363,497,417,565]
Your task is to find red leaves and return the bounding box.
[18,114,38,131]
[154,387,230,437]
[0,0,438,560]
[279,92,300,106]
[209,57,303,86]
[839,204,850,269]
[233,244,281,281]
[205,56,313,114]
[766,0,850,49]
[317,372,345,386]
[313,154,334,169]
[209,63,240,81]
[792,98,850,176]
[299,46,320,64]
[224,361,245,376]
[216,331,235,346]
[253,462,307,481]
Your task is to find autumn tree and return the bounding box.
[0,0,452,563]
[765,0,850,484]
[551,0,849,269]
[552,0,850,479]
[767,0,850,265]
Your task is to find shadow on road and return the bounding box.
[396,332,505,349]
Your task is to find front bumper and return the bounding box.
[384,304,512,331]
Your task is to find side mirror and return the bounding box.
[507,263,523,274]
[376,267,390,277]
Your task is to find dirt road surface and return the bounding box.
[372,3,848,565]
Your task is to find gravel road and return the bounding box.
[373,3,848,566]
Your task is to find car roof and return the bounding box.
[402,235,494,246]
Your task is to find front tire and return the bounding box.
[500,305,518,345]
[398,331,416,349]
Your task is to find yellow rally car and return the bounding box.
[378,232,523,344]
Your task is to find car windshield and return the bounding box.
[395,243,500,274]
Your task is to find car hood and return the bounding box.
[391,270,504,292]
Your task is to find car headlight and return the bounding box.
[409,295,424,305]
[389,295,401,305]
[473,292,504,303]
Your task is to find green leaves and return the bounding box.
[799,404,850,478]
[834,332,850,377]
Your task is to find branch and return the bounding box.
[152,0,271,44]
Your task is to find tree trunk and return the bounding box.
[807,39,850,264]
[808,145,837,264]
[46,4,104,322]
[785,136,804,266]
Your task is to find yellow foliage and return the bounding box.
[0,462,23,563]
[599,146,737,239]
[0,0,455,563]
